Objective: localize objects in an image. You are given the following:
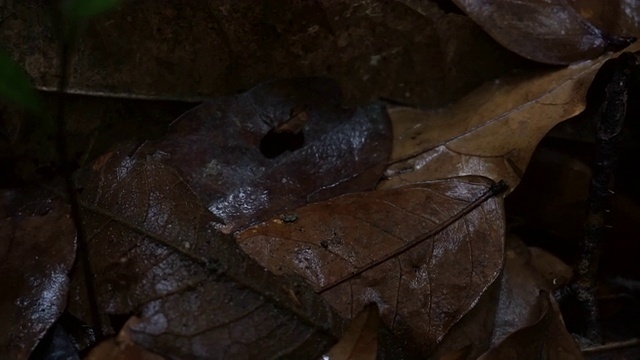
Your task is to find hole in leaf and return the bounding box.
[260,129,304,158]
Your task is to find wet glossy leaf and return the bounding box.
[136,77,391,233]
[0,191,76,360]
[428,281,500,359]
[237,176,505,353]
[485,236,581,359]
[490,236,556,345]
[67,145,367,359]
[478,295,583,360]
[451,0,632,64]
[380,44,640,192]
[325,304,380,360]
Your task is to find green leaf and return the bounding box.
[0,49,42,115]
[63,0,121,19]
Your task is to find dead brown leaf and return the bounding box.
[479,236,582,359]
[135,77,391,233]
[325,303,380,360]
[237,176,505,353]
[491,236,553,345]
[478,294,583,360]
[379,43,640,192]
[427,282,500,359]
[0,190,76,360]
[429,234,572,359]
[452,0,631,64]
[66,145,351,359]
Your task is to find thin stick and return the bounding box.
[582,338,640,353]
[573,52,638,344]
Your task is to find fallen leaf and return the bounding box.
[478,294,583,360]
[67,145,412,359]
[428,280,501,359]
[135,77,391,232]
[379,44,640,192]
[237,176,505,352]
[325,303,380,360]
[0,189,76,360]
[485,235,580,360]
[490,236,551,345]
[451,0,633,64]
[64,145,352,358]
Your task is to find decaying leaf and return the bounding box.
[482,235,582,359]
[0,190,76,360]
[135,77,391,233]
[451,0,633,64]
[490,236,554,345]
[379,43,640,192]
[66,145,348,359]
[430,236,572,359]
[478,294,583,360]
[325,304,380,360]
[237,176,505,352]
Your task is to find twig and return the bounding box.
[571,52,639,344]
[582,338,640,353]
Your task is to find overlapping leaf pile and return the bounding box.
[1,0,640,359]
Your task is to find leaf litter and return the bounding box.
[2,8,639,357]
[237,176,506,353]
[133,77,391,233]
[68,146,348,359]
